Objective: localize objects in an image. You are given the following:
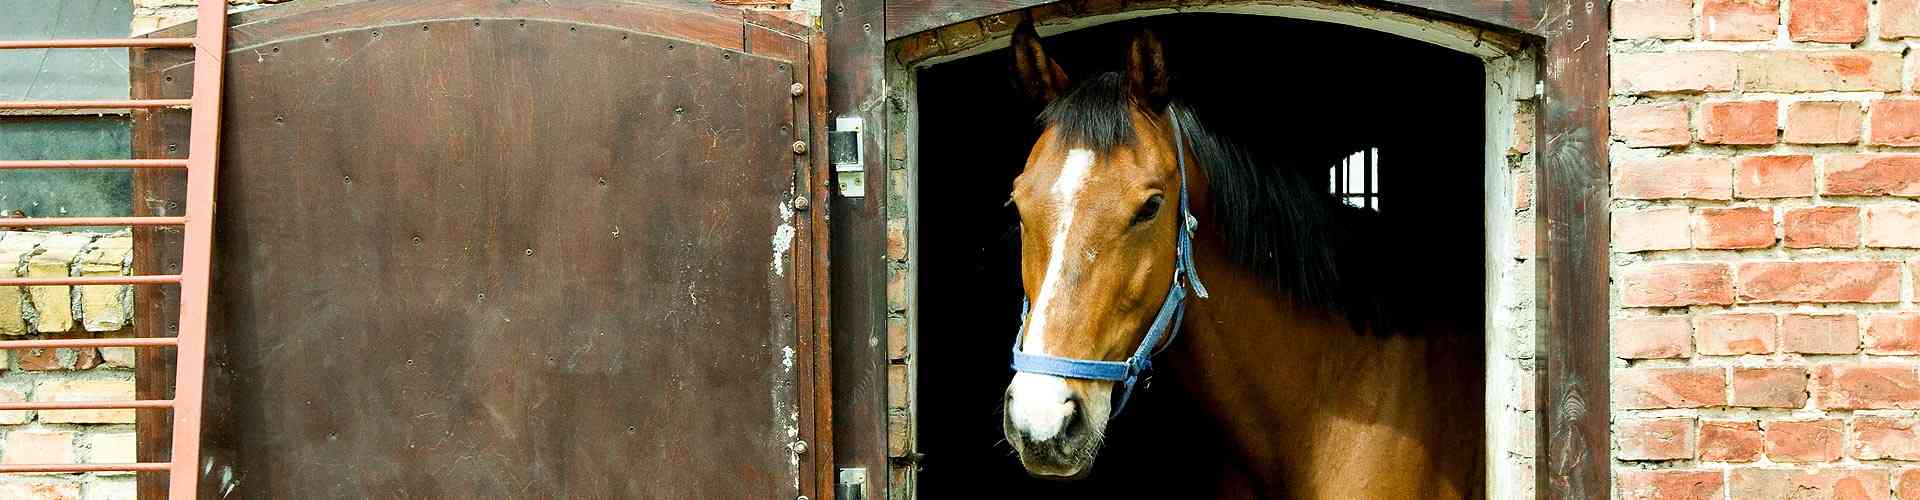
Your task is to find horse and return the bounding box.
[997,20,1484,499]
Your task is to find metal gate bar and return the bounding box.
[0,99,190,110]
[0,2,225,498]
[0,159,190,169]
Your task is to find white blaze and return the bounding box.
[1008,148,1095,441]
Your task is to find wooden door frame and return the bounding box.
[826,1,1610,498]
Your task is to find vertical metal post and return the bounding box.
[170,1,227,497]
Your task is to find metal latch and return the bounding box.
[830,117,865,198]
[837,468,868,500]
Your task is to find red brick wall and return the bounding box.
[1611,0,1920,497]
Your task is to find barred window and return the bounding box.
[1328,147,1379,211]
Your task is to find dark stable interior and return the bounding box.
[912,14,1487,498]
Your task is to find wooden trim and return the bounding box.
[883,0,1547,40]
[1536,0,1611,498]
[826,0,895,497]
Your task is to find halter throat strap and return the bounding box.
[1010,113,1210,415]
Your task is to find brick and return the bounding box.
[0,387,28,425]
[81,432,135,465]
[1616,157,1733,200]
[84,479,134,500]
[1735,261,1901,303]
[0,483,80,500]
[1823,154,1920,196]
[1615,208,1690,252]
[32,379,134,423]
[1701,420,1765,461]
[887,410,908,457]
[1617,367,1728,409]
[1783,206,1860,248]
[887,364,907,410]
[1622,263,1735,307]
[1731,468,1889,500]
[1613,0,1694,39]
[1903,468,1920,500]
[1614,103,1693,147]
[886,218,908,262]
[1735,155,1815,198]
[76,235,131,332]
[1869,314,1920,355]
[1614,52,1739,94]
[13,337,99,371]
[1871,100,1920,146]
[1855,416,1920,461]
[0,232,49,336]
[1703,0,1780,40]
[1617,469,1725,500]
[1512,103,1535,156]
[1615,316,1694,359]
[1514,171,1532,210]
[1788,0,1868,42]
[1783,314,1858,354]
[99,344,133,370]
[1783,101,1862,144]
[1767,419,1844,462]
[1732,367,1808,408]
[1815,364,1920,409]
[1617,417,1695,460]
[2,431,74,466]
[1887,0,1920,39]
[886,316,907,361]
[1692,207,1775,249]
[1740,51,1904,92]
[1697,313,1778,355]
[1865,207,1920,248]
[24,233,94,334]
[1699,101,1779,145]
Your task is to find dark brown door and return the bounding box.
[131,2,830,498]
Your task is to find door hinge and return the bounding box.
[830,117,865,198]
[837,468,868,500]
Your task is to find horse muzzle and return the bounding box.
[1003,379,1108,478]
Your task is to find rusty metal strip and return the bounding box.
[0,338,178,349]
[0,99,190,110]
[0,38,194,49]
[2,217,186,227]
[0,463,172,473]
[170,2,228,497]
[0,275,183,286]
[0,159,189,169]
[0,400,174,411]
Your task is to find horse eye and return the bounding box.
[1130,194,1164,226]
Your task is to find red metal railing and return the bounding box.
[0,2,225,497]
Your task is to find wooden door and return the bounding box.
[130,1,831,498]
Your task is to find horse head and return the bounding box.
[1001,20,1197,479]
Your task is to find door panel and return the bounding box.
[132,2,825,498]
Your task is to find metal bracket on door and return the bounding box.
[837,468,868,500]
[830,116,864,197]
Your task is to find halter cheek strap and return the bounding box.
[1010,115,1209,416]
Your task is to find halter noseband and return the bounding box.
[1010,114,1209,416]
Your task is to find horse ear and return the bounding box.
[1125,29,1169,108]
[1011,19,1069,104]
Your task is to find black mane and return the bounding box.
[1037,72,1394,333]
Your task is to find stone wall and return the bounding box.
[0,231,136,500]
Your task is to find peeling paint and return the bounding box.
[772,199,797,276]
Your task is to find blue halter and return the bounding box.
[1010,115,1210,415]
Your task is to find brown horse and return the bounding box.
[999,21,1484,499]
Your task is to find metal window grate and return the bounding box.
[0,3,226,498]
[1328,147,1380,211]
